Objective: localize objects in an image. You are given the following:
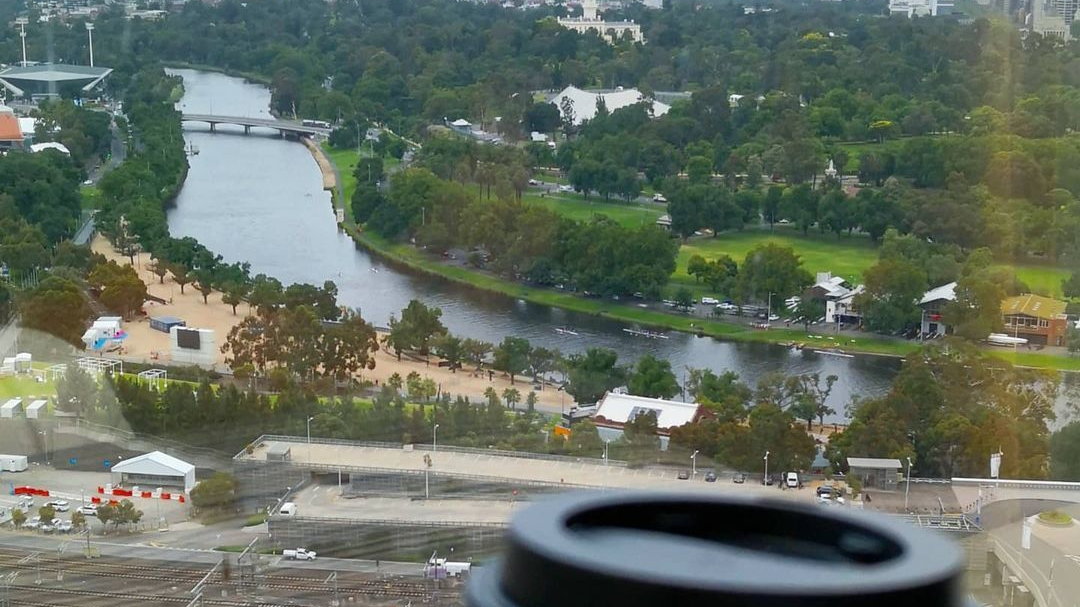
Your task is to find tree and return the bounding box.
[434,334,465,372]
[673,287,694,310]
[494,336,531,384]
[943,251,1006,340]
[1050,422,1080,480]
[627,355,679,399]
[525,102,561,133]
[70,510,86,529]
[38,505,56,524]
[19,276,91,347]
[114,499,143,529]
[566,348,626,404]
[735,243,813,305]
[88,261,148,319]
[193,269,214,304]
[96,503,117,530]
[855,258,927,335]
[170,263,193,295]
[1062,272,1080,298]
[502,387,521,409]
[190,472,238,512]
[56,364,97,418]
[11,508,25,527]
[623,410,660,456]
[354,156,385,187]
[221,281,250,315]
[149,259,169,284]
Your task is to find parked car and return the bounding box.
[716,302,736,311]
[762,476,774,486]
[677,470,690,480]
[816,486,836,500]
[55,520,73,533]
[701,297,719,305]
[768,313,780,322]
[785,472,799,488]
[732,473,746,484]
[704,471,717,482]
[528,178,540,186]
[558,184,574,193]
[45,500,69,512]
[77,505,98,516]
[283,548,317,561]
[652,193,668,203]
[24,516,41,529]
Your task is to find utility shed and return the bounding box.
[847,457,903,490]
[110,451,195,493]
[0,398,22,418]
[266,444,292,462]
[150,316,186,334]
[24,400,47,419]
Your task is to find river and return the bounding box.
[164,69,900,419]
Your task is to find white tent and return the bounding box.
[551,85,671,126]
[110,451,195,493]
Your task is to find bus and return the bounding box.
[301,119,332,129]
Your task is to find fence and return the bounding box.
[953,478,1080,492]
[267,515,507,561]
[245,434,628,467]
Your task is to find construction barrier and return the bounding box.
[90,496,101,504]
[14,486,49,497]
[141,491,152,498]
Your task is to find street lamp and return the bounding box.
[85,22,95,68]
[306,416,314,460]
[433,424,440,454]
[15,18,28,68]
[603,440,609,467]
[904,457,913,511]
[39,430,48,465]
[691,450,699,476]
[763,450,770,485]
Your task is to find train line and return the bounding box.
[0,550,454,603]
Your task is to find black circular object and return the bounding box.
[466,491,969,607]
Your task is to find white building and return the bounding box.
[592,391,706,450]
[557,0,645,44]
[918,281,957,337]
[551,85,670,126]
[888,0,951,16]
[110,451,196,493]
[1032,0,1071,39]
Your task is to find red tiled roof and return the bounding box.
[0,113,24,142]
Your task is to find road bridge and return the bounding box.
[180,113,331,137]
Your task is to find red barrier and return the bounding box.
[160,492,171,500]
[108,499,119,505]
[141,491,152,498]
[112,489,132,497]
[97,486,104,494]
[90,496,101,504]
[13,486,30,495]
[177,495,185,503]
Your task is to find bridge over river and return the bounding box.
[181,113,331,137]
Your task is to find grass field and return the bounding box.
[671,230,879,296]
[1011,264,1070,299]
[523,193,663,228]
[0,374,55,402]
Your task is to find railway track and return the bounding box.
[5,584,292,607]
[0,552,447,601]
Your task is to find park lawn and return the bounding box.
[0,374,55,402]
[80,185,101,210]
[321,144,359,208]
[523,193,663,228]
[1011,264,1070,299]
[671,230,880,296]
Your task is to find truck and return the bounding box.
[0,454,28,472]
[282,548,317,561]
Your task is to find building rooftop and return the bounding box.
[847,457,903,469]
[0,63,113,96]
[919,282,957,305]
[0,111,22,142]
[110,450,195,475]
[550,85,670,126]
[1001,294,1067,320]
[594,392,700,430]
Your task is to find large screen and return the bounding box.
[176,328,201,350]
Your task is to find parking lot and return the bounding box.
[290,486,518,524]
[0,465,190,530]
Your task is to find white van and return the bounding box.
[279,502,297,516]
[785,472,799,488]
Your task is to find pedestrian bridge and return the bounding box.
[180,113,331,137]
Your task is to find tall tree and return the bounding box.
[627,354,680,399]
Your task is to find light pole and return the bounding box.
[39,431,48,465]
[15,18,28,68]
[766,292,773,328]
[433,424,440,454]
[904,457,913,511]
[306,416,314,461]
[763,450,770,485]
[603,441,609,467]
[85,23,94,68]
[691,450,699,476]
